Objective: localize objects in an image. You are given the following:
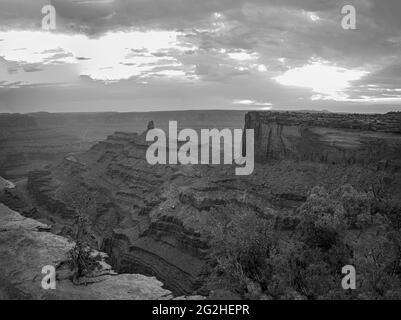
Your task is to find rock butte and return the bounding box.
[245,111,401,167]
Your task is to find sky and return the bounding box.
[0,0,400,113]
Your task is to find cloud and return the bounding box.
[275,60,369,101]
[233,99,272,106]
[0,29,193,82]
[0,0,400,112]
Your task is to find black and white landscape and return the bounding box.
[1,0,401,301]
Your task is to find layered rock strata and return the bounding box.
[23,129,287,295]
[0,203,175,300]
[245,111,401,167]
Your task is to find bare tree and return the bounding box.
[60,183,100,283]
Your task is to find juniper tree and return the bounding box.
[60,183,100,283]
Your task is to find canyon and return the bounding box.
[145,121,254,175]
[0,111,245,180]
[1,110,401,298]
[0,202,205,300]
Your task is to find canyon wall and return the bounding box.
[18,112,401,297]
[24,131,212,295]
[244,111,401,167]
[0,203,177,300]
[23,128,298,295]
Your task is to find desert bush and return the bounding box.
[297,186,345,250]
[336,184,372,229]
[350,231,401,299]
[207,184,401,300]
[267,241,335,299]
[208,211,276,296]
[373,199,401,231]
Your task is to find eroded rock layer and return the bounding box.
[19,112,401,296]
[23,128,291,295]
[245,111,401,166]
[0,203,175,300]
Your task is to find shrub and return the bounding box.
[207,211,276,296]
[297,186,345,250]
[207,184,401,300]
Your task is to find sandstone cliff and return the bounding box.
[0,203,177,300]
[16,114,401,297]
[22,128,292,295]
[245,111,401,167]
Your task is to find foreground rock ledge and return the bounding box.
[0,203,200,300]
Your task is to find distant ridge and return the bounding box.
[0,114,38,128]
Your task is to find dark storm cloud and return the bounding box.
[0,0,389,33]
[0,0,400,112]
